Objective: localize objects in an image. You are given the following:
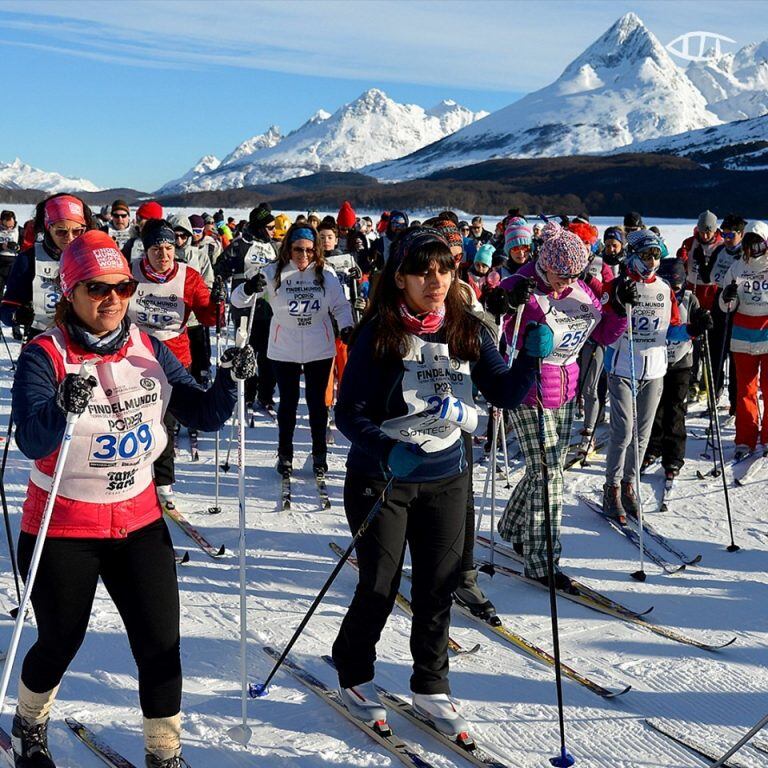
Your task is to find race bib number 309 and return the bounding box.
[89,422,154,465]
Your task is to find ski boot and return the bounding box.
[602,483,626,525]
[11,713,55,768]
[640,453,658,474]
[156,485,176,513]
[312,454,328,477]
[412,693,473,745]
[512,541,524,556]
[276,455,292,477]
[452,568,500,626]
[620,480,639,519]
[339,682,389,734]
[145,755,190,768]
[733,445,752,462]
[531,571,579,596]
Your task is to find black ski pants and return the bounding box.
[153,410,177,487]
[272,358,333,460]
[18,519,181,718]
[646,366,691,472]
[709,301,737,413]
[188,325,211,384]
[332,469,467,694]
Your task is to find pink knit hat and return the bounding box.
[538,221,589,276]
[504,216,532,255]
[44,195,86,229]
[59,230,132,297]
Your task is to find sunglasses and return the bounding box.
[112,212,129,219]
[192,228,204,235]
[291,246,315,255]
[266,224,276,231]
[722,231,739,239]
[84,280,138,300]
[174,232,189,240]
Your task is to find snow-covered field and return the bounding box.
[0,314,767,767]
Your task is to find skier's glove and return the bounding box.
[14,305,34,328]
[56,372,98,415]
[339,326,354,345]
[347,265,362,281]
[220,345,257,380]
[353,297,366,312]
[722,282,738,304]
[243,272,267,296]
[688,307,713,336]
[210,276,226,304]
[612,278,639,315]
[522,321,554,359]
[388,442,426,479]
[506,277,536,308]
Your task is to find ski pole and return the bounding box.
[702,330,739,552]
[0,324,15,371]
[710,711,768,768]
[701,355,720,476]
[626,304,646,582]
[0,415,22,611]
[209,302,223,514]
[221,417,236,473]
[0,362,93,716]
[534,360,575,768]
[250,477,394,698]
[228,318,252,744]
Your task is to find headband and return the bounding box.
[289,227,316,244]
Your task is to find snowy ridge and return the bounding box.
[158,89,487,193]
[155,154,221,195]
[0,157,100,193]
[367,13,768,181]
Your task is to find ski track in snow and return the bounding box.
[0,236,766,766]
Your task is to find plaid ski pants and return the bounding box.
[497,400,575,578]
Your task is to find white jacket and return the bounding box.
[231,261,353,363]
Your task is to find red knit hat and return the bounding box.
[337,201,356,229]
[136,201,164,221]
[59,230,132,297]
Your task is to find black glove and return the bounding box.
[347,265,362,281]
[687,307,713,336]
[243,272,267,296]
[220,345,257,380]
[484,278,535,316]
[483,286,510,316]
[210,276,226,304]
[692,246,709,267]
[339,326,354,344]
[722,282,738,304]
[56,372,97,414]
[506,277,535,308]
[612,278,639,316]
[14,305,34,328]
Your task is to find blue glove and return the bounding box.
[523,322,554,358]
[388,443,426,479]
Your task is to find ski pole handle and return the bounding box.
[507,304,525,367]
[236,316,248,349]
[0,361,94,716]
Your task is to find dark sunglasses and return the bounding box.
[722,231,739,239]
[84,280,138,300]
[112,212,129,219]
[174,231,189,239]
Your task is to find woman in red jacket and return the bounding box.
[128,219,225,507]
[10,230,252,768]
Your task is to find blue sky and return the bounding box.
[1,0,766,192]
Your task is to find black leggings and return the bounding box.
[332,470,467,694]
[18,519,181,718]
[272,358,333,459]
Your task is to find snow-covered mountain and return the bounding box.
[686,40,768,122]
[0,157,100,193]
[367,13,721,181]
[158,90,487,193]
[628,115,768,170]
[155,154,221,195]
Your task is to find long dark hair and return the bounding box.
[273,222,326,292]
[359,226,481,361]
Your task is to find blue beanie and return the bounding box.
[475,243,495,267]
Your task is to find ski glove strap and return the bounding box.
[220,345,257,380]
[56,372,97,414]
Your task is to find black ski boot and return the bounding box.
[276,455,292,477]
[602,483,626,525]
[640,453,658,474]
[512,541,524,556]
[620,480,639,519]
[11,714,55,767]
[452,568,500,626]
[312,454,328,477]
[145,755,190,768]
[532,571,579,596]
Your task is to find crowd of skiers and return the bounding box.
[0,192,766,764]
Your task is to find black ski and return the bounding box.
[645,718,749,768]
[163,504,225,559]
[258,646,436,768]
[321,655,513,768]
[329,542,480,657]
[66,717,137,767]
[280,474,291,510]
[175,550,190,565]
[314,471,331,509]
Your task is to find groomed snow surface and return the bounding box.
[0,218,766,767]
